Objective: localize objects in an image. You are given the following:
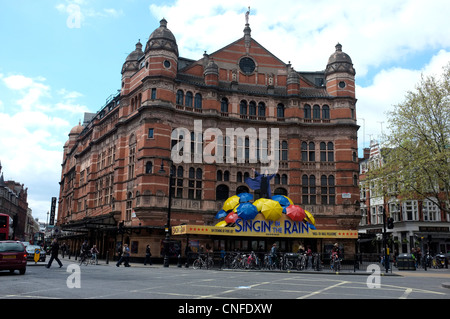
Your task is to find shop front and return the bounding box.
[172,214,358,258]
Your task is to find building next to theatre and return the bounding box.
[57,16,360,262]
[358,140,450,256]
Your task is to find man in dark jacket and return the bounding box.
[46,238,63,268]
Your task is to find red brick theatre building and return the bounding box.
[57,17,360,262]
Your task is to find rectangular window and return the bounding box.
[402,200,418,221]
[151,88,157,99]
[148,128,154,139]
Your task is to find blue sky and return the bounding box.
[0,0,449,222]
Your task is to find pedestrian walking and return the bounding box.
[116,243,130,267]
[91,245,99,265]
[184,242,192,268]
[46,238,63,268]
[144,244,152,265]
[306,245,313,269]
[61,242,67,258]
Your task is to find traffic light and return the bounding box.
[387,217,394,229]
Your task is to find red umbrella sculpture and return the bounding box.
[285,204,306,222]
[225,212,240,224]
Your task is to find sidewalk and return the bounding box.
[34,255,450,279]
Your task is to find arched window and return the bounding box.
[322,105,330,119]
[216,184,229,201]
[313,105,320,119]
[236,185,249,195]
[194,93,202,109]
[281,140,288,160]
[274,187,288,196]
[185,91,193,107]
[221,98,228,113]
[126,192,133,220]
[237,172,243,183]
[240,100,247,115]
[301,142,308,161]
[309,142,315,162]
[277,103,285,118]
[217,170,223,181]
[249,101,256,116]
[327,142,334,162]
[258,102,266,117]
[281,174,288,185]
[245,138,250,161]
[176,90,184,105]
[275,174,281,184]
[304,104,311,119]
[224,170,230,181]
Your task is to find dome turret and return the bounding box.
[204,59,219,86]
[325,43,355,76]
[122,41,144,74]
[145,18,178,56]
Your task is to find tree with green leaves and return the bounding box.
[368,63,450,214]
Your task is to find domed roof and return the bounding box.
[145,19,178,56]
[122,41,144,74]
[69,122,83,136]
[204,59,219,76]
[326,43,355,75]
[126,41,144,62]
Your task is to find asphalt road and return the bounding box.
[1,257,449,301]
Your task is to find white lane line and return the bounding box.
[297,281,349,299]
[399,288,413,299]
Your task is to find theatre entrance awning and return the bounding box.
[61,213,118,232]
[172,217,358,239]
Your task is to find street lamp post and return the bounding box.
[380,206,389,273]
[159,159,173,267]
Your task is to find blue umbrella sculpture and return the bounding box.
[236,202,259,220]
[214,209,227,219]
[271,195,292,207]
[237,192,253,203]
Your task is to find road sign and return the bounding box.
[34,248,41,263]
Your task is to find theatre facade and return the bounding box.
[57,17,360,261]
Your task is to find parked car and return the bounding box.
[0,241,27,275]
[25,244,46,262]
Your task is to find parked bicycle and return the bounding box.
[295,253,307,271]
[192,253,214,269]
[280,253,293,271]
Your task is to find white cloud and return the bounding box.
[356,50,450,150]
[2,74,35,90]
[0,73,89,219]
[56,0,123,26]
[149,0,450,76]
[1,74,50,112]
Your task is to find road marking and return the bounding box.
[399,288,412,299]
[297,281,349,299]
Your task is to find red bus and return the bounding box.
[0,213,13,240]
